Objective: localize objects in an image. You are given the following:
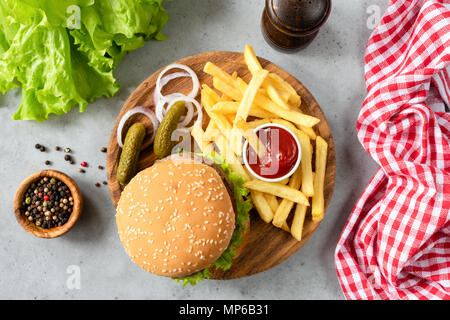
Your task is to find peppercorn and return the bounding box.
[64,155,71,161]
[78,168,85,173]
[35,144,41,149]
[81,161,88,167]
[64,148,71,153]
[98,165,104,170]
[95,182,101,187]
[21,177,74,229]
[40,146,46,152]
[101,147,107,153]
[45,160,51,166]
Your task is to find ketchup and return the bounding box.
[246,126,299,179]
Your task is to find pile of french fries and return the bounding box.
[191,45,328,241]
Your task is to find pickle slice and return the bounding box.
[117,122,146,186]
[154,101,186,159]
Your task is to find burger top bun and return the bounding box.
[116,156,236,278]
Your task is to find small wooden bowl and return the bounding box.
[13,170,83,239]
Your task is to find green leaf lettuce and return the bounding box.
[0,0,168,121]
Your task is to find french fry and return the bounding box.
[234,69,269,123]
[269,118,299,134]
[213,77,242,101]
[201,83,221,105]
[235,119,265,158]
[225,113,236,125]
[244,180,309,206]
[257,96,320,127]
[245,119,271,129]
[211,101,276,119]
[251,190,274,223]
[297,124,317,140]
[244,44,290,109]
[204,62,237,87]
[281,221,291,233]
[311,136,328,221]
[278,176,290,185]
[211,101,240,114]
[297,131,314,197]
[270,117,316,142]
[268,72,302,108]
[265,194,279,213]
[220,93,234,102]
[202,86,233,134]
[291,203,307,241]
[244,44,263,75]
[203,121,218,142]
[191,125,215,155]
[272,168,302,227]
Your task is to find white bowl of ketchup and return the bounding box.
[243,123,302,182]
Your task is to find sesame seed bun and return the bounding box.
[116,155,236,278]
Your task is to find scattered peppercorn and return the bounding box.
[78,168,85,173]
[21,177,73,229]
[64,155,71,161]
[81,161,88,167]
[103,181,108,185]
[64,148,71,153]
[35,144,41,149]
[101,147,107,153]
[98,165,104,170]
[40,146,46,152]
[70,160,75,165]
[45,160,51,166]
[55,146,61,151]
[95,182,101,187]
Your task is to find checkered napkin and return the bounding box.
[334,0,450,299]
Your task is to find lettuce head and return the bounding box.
[0,0,168,121]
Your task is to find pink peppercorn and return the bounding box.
[43,195,50,201]
[81,161,88,167]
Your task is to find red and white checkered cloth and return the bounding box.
[334,0,450,300]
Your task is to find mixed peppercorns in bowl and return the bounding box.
[13,170,83,238]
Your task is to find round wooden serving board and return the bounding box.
[107,51,336,279]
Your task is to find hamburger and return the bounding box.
[116,153,252,285]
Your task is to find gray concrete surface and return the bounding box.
[0,0,388,299]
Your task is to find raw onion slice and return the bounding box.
[153,71,190,107]
[155,92,185,122]
[117,106,159,149]
[155,64,200,101]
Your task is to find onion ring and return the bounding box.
[155,64,200,101]
[117,106,159,149]
[153,71,190,107]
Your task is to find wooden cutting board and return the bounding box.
[107,51,336,279]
